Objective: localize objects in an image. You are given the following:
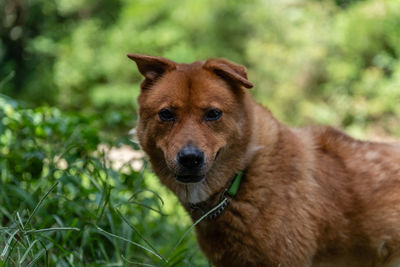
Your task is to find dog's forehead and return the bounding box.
[142,63,235,109]
[175,60,205,71]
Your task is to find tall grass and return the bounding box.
[0,95,207,266]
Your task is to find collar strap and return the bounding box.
[226,171,243,197]
[188,171,244,221]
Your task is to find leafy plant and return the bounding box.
[0,96,206,266]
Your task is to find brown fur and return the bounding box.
[128,54,400,267]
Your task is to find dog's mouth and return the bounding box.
[215,149,221,161]
[174,174,205,184]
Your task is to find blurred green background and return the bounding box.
[1,0,399,266]
[2,0,400,137]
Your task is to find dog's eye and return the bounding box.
[158,108,176,121]
[204,108,222,121]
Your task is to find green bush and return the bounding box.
[0,96,206,266]
[2,0,399,139]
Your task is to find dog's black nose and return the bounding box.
[177,146,204,169]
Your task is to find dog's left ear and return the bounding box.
[204,59,253,89]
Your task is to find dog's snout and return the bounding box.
[177,146,204,169]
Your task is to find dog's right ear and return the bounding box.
[127,54,176,88]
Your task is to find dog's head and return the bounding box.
[128,54,254,202]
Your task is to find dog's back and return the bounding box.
[310,127,400,266]
[290,126,400,266]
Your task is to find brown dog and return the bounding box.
[128,54,400,267]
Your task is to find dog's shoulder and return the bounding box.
[307,125,398,152]
[306,125,400,175]
[311,125,355,147]
[287,125,354,156]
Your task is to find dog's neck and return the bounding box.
[184,171,244,221]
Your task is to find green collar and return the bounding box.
[226,171,244,197]
[188,171,244,221]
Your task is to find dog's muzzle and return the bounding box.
[175,145,205,183]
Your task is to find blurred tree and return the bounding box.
[1,0,27,94]
[0,0,122,105]
[53,0,255,111]
[0,0,399,137]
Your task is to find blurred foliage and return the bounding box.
[246,0,400,138]
[1,0,400,138]
[0,95,205,266]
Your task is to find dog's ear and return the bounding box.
[204,59,253,89]
[127,54,176,88]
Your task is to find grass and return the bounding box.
[0,96,208,266]
[0,156,207,266]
